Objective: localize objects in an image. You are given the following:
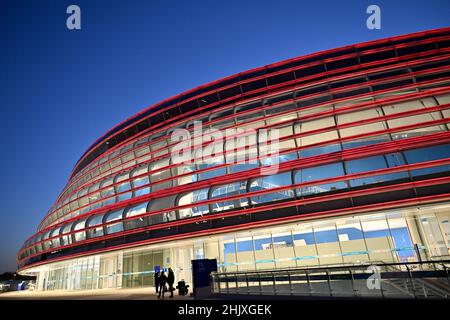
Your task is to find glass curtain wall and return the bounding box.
[31,203,450,291]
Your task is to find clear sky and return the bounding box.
[0,0,449,273]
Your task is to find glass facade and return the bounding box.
[17,28,450,291]
[28,203,450,291]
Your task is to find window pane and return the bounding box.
[295,117,338,147]
[116,182,131,193]
[229,162,259,173]
[50,227,61,248]
[360,216,396,263]
[178,189,209,219]
[100,177,115,203]
[105,209,124,234]
[117,191,132,202]
[132,165,150,196]
[404,144,450,176]
[337,108,383,124]
[150,169,173,191]
[391,125,446,140]
[87,214,104,238]
[197,154,226,180]
[250,172,294,204]
[340,121,387,138]
[336,219,369,264]
[345,154,407,187]
[211,181,248,212]
[127,202,148,217]
[314,223,343,265]
[133,177,151,196]
[435,93,450,105]
[383,99,430,116]
[60,223,73,246]
[295,162,346,196]
[115,172,131,201]
[42,230,52,250]
[253,235,275,270]
[73,219,87,242]
[173,165,197,186]
[124,202,149,230]
[387,217,415,262]
[148,195,177,224]
[342,134,390,149]
[299,143,341,158]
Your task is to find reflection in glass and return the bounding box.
[105,209,124,234]
[211,181,248,212]
[295,162,346,196]
[250,172,294,204]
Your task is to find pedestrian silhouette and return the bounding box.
[154,270,160,294]
[158,271,167,298]
[167,268,175,298]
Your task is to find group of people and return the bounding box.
[154,267,175,298]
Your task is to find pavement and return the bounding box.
[0,287,194,300]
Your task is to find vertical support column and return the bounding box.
[406,265,417,298]
[217,274,221,294]
[246,274,250,294]
[258,273,262,295]
[272,272,277,295]
[116,251,123,289]
[406,213,430,261]
[349,268,357,297]
[379,272,385,299]
[326,269,333,297]
[225,274,229,294]
[306,270,312,296]
[443,264,450,289]
[288,271,293,296]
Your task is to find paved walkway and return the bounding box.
[0,287,193,300]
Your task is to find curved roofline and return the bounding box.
[69,26,450,180]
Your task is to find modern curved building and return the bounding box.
[17,27,450,292]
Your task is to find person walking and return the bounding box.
[154,270,160,294]
[167,268,175,298]
[158,271,167,298]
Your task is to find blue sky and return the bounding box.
[0,0,449,273]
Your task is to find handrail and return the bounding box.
[211,260,450,299]
[211,260,450,277]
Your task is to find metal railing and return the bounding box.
[211,260,450,299]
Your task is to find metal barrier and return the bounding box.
[211,260,450,299]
